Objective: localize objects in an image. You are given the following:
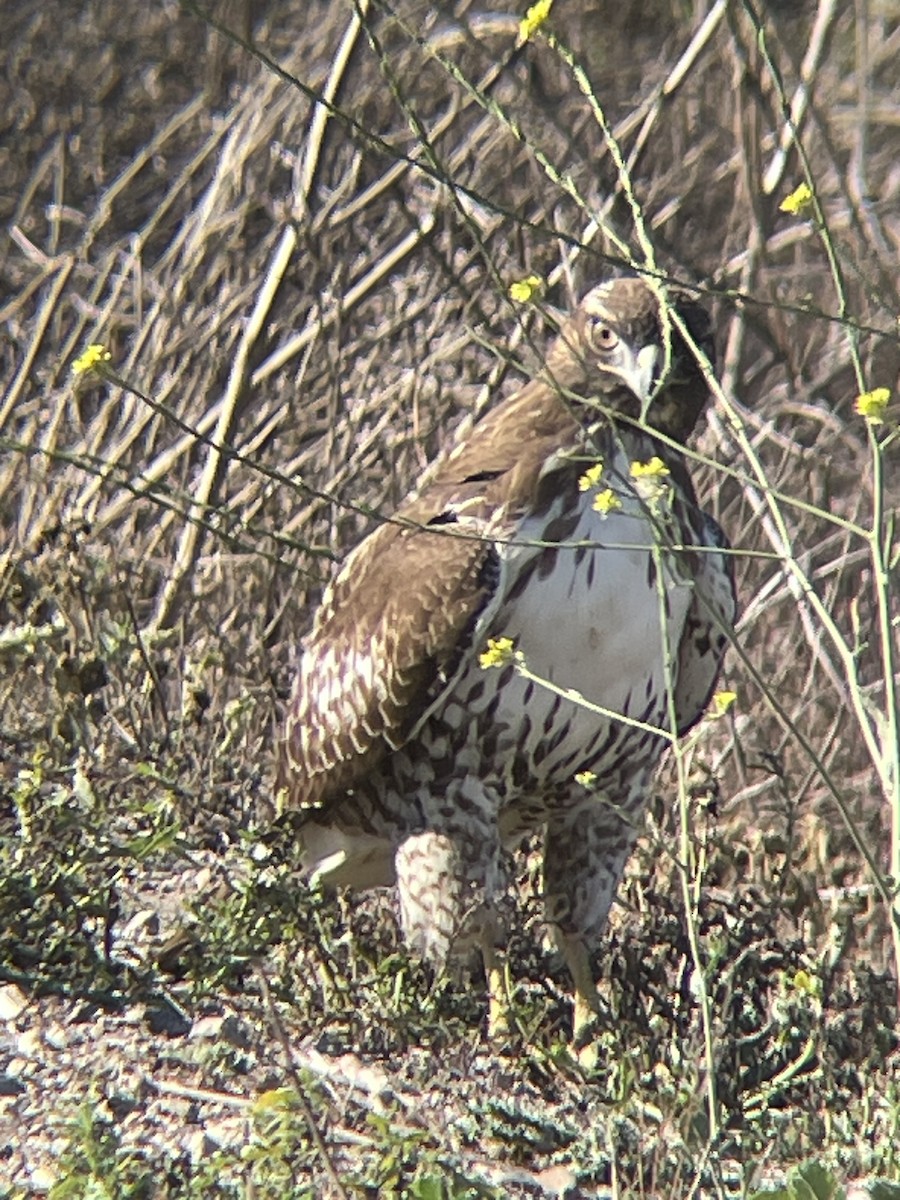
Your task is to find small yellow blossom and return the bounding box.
[630,456,670,480]
[592,488,622,515]
[578,461,605,492]
[253,1088,297,1113]
[574,770,597,788]
[630,457,671,508]
[518,0,553,42]
[71,344,111,376]
[790,968,821,998]
[479,636,517,669]
[779,182,814,217]
[854,387,890,425]
[508,274,543,303]
[711,690,737,717]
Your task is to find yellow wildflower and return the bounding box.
[253,1088,297,1113]
[574,770,597,788]
[854,387,890,425]
[592,488,621,515]
[508,274,543,303]
[711,690,737,717]
[71,344,111,376]
[790,968,821,998]
[630,457,671,509]
[479,636,517,669]
[578,461,605,492]
[630,456,670,479]
[518,0,553,42]
[779,183,814,217]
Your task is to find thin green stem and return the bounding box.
[869,422,900,968]
[652,543,720,1141]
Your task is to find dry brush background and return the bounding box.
[1,0,899,1196]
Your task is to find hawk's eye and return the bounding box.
[589,319,619,351]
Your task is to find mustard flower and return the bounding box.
[508,274,543,303]
[578,461,605,492]
[518,0,552,42]
[630,456,670,480]
[592,488,622,515]
[790,969,821,998]
[711,690,737,717]
[479,636,518,669]
[854,387,890,425]
[71,344,111,376]
[779,183,814,217]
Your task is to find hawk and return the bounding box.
[280,277,735,1054]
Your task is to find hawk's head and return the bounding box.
[546,277,715,443]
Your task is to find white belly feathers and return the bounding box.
[445,462,696,790]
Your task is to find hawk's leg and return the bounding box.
[482,936,513,1040]
[394,780,504,1029]
[542,792,645,1065]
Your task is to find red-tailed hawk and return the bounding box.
[280,277,735,1055]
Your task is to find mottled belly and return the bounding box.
[436,498,693,799]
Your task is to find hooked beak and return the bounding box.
[619,342,660,414]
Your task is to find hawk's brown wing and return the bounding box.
[280,381,581,811]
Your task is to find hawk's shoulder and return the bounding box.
[281,379,580,810]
